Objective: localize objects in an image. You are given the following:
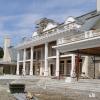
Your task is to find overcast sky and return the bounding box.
[0,0,96,47]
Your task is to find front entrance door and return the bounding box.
[67,60,71,76]
[19,65,23,75]
[33,63,40,75]
[60,61,64,75]
[25,63,30,75]
[50,64,55,76]
[36,63,40,75]
[33,64,35,75]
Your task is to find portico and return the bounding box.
[16,40,77,78]
[15,6,100,79]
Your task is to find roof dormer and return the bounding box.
[65,16,75,24]
[43,22,57,31]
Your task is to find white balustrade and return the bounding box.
[20,22,79,44]
[58,31,100,45]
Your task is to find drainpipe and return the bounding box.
[91,56,96,79]
[76,50,80,81]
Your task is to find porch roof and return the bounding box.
[70,47,100,56]
[53,32,100,56]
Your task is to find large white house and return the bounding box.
[15,0,100,79]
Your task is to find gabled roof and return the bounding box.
[79,14,100,31]
[16,10,100,49]
[8,46,17,62]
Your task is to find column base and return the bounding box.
[16,71,19,75]
[81,72,89,79]
[44,71,49,76]
[29,71,33,75]
[70,71,76,78]
[56,71,59,77]
[22,71,26,76]
[65,77,77,83]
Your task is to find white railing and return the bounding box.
[58,31,100,45]
[22,22,80,43]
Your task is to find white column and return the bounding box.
[30,47,33,75]
[16,50,20,75]
[40,48,43,76]
[82,56,89,77]
[23,49,26,75]
[70,54,76,78]
[44,43,49,76]
[56,49,60,76]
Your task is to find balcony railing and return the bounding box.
[22,22,80,43]
[58,31,100,45]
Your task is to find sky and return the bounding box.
[0,0,96,47]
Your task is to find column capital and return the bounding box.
[45,42,48,45]
[31,46,34,49]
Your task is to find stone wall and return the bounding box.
[88,57,100,79]
[88,57,94,78]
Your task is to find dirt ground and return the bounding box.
[0,78,100,100]
[26,88,100,100]
[0,90,99,100]
[0,90,16,100]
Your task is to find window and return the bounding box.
[37,50,41,60]
[33,51,36,59]
[33,49,41,60]
[60,61,64,75]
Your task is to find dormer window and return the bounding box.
[65,16,75,24]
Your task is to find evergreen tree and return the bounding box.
[0,47,4,58]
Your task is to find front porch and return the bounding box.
[53,30,100,80]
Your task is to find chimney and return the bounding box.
[97,0,100,12]
[3,35,11,62]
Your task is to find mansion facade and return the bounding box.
[16,17,81,77]
[16,13,100,79]
[10,0,100,79]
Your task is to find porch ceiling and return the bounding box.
[71,47,100,56]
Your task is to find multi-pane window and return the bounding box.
[33,51,36,59]
[19,50,24,61]
[60,61,64,75]
[37,50,41,60]
[48,43,56,57]
[33,49,41,60]
[26,48,31,60]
